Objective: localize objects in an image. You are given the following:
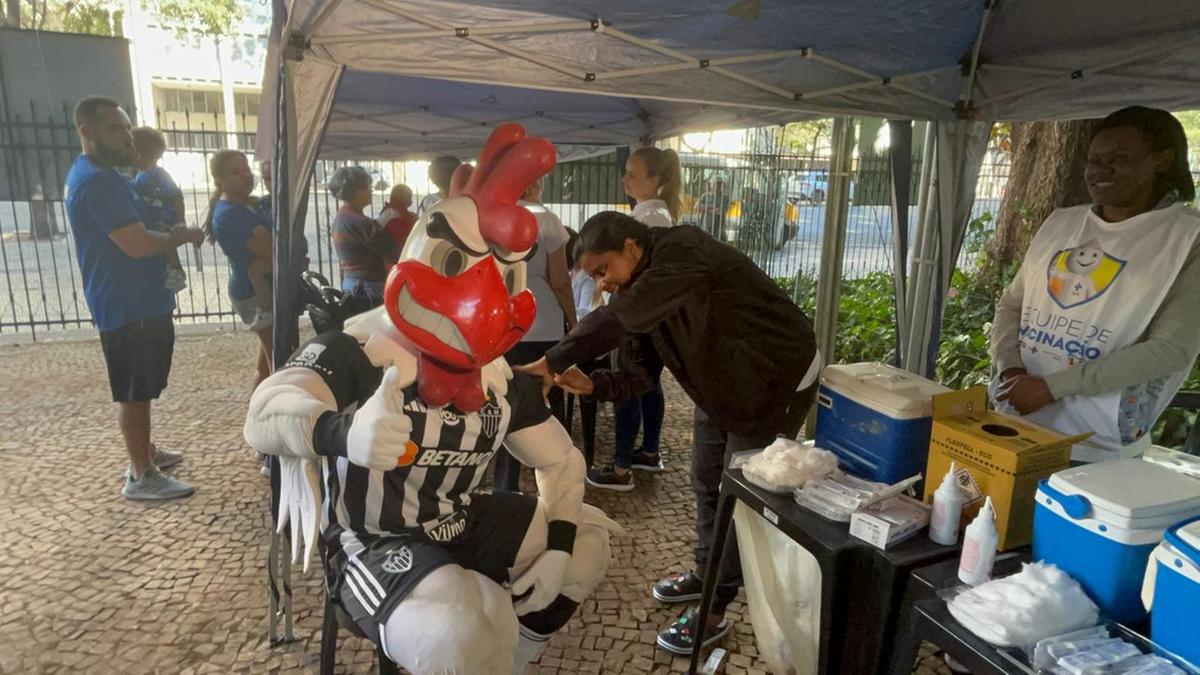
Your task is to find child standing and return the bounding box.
[131,127,190,292]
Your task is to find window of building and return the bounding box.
[154,85,225,151]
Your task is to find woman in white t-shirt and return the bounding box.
[989,106,1200,463]
[586,147,683,490]
[493,178,578,492]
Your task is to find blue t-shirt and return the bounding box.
[133,166,182,230]
[212,199,271,300]
[65,155,175,332]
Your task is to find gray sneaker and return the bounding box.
[122,466,194,501]
[151,444,184,470]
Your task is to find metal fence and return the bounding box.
[1,106,1014,339]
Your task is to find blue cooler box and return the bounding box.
[814,363,950,484]
[1146,516,1200,668]
[1033,459,1200,624]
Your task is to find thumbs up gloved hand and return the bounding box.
[347,366,414,471]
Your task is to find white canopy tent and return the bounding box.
[257,0,1200,377]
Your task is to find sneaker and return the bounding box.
[122,466,194,501]
[652,570,703,603]
[655,607,731,655]
[630,449,664,472]
[586,465,634,492]
[150,444,184,470]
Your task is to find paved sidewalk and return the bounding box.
[0,330,949,674]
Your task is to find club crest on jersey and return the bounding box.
[480,400,503,437]
[380,546,414,574]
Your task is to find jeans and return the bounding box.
[341,278,385,307]
[613,370,664,468]
[493,340,566,492]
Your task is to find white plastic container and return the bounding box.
[1034,458,1200,623]
[929,461,965,546]
[815,363,951,483]
[959,496,998,585]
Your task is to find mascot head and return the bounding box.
[383,124,556,412]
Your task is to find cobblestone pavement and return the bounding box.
[0,329,951,674]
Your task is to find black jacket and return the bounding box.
[546,225,817,438]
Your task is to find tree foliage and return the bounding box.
[16,0,242,37]
[142,0,243,37]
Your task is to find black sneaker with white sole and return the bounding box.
[630,449,664,472]
[656,607,731,655]
[652,570,703,603]
[586,465,635,492]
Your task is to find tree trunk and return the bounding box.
[989,119,1099,265]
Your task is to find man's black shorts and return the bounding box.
[99,315,174,402]
[331,491,538,639]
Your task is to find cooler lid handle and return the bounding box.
[1038,479,1092,520]
[1163,514,1200,568]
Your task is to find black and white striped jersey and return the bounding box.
[281,331,551,552]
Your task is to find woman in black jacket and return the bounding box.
[519,211,822,655]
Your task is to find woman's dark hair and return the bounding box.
[1094,106,1195,202]
[328,165,372,201]
[564,226,580,270]
[577,211,652,256]
[429,155,462,193]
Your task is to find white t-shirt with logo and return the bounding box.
[1004,203,1200,461]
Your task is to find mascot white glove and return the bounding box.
[511,549,571,615]
[275,455,323,571]
[347,366,414,472]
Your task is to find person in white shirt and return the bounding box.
[989,106,1200,463]
[493,178,578,492]
[625,146,681,228]
[586,146,683,489]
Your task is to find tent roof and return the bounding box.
[263,0,1200,159]
[317,69,802,160]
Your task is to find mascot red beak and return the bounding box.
[383,124,555,412]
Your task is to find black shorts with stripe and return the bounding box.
[330,490,539,639]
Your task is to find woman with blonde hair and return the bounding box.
[204,149,275,387]
[587,146,682,490]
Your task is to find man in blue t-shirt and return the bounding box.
[64,96,205,501]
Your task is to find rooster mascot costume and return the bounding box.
[244,125,615,674]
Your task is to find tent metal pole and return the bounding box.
[980,63,1200,89]
[358,0,591,80]
[904,122,937,372]
[813,116,855,366]
[796,65,959,101]
[595,49,806,80]
[957,0,994,108]
[301,0,344,36]
[312,19,593,45]
[976,40,1185,108]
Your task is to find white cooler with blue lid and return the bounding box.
[1033,459,1200,624]
[814,362,950,483]
[1143,516,1200,668]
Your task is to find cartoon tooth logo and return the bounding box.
[1046,238,1125,308]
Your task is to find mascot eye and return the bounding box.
[430,241,468,277]
[499,262,526,295]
